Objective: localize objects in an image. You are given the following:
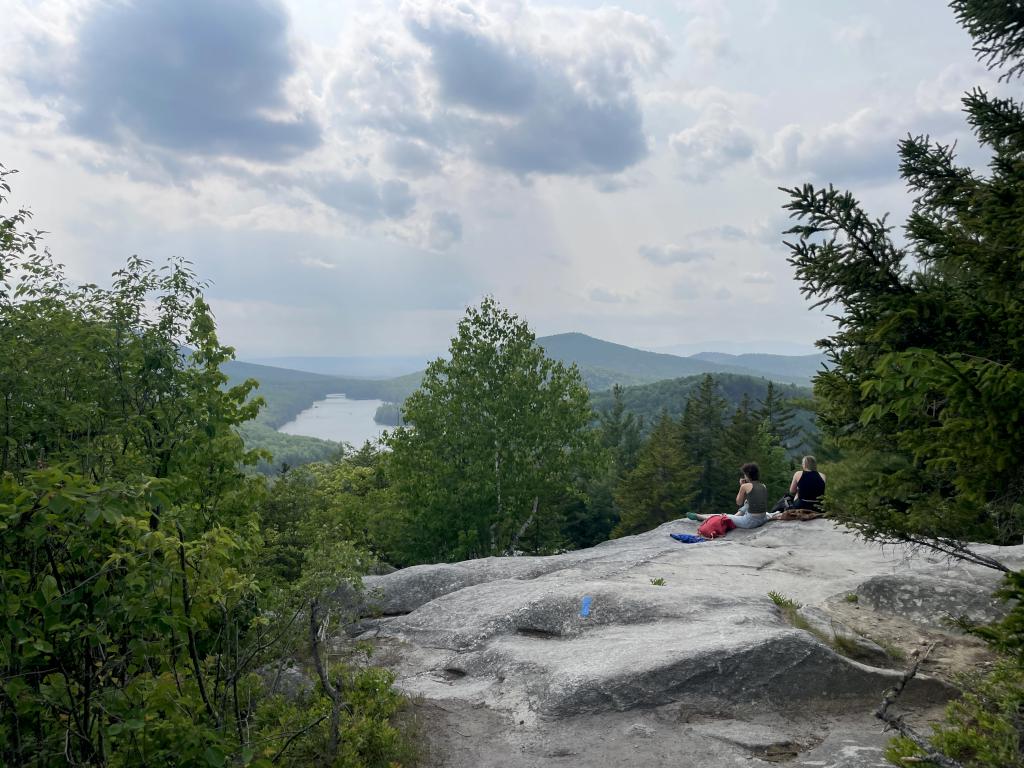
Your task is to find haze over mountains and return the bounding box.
[223,331,824,472]
[244,332,827,388]
[246,355,432,379]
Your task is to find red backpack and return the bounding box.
[697,514,736,539]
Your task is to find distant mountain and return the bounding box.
[689,352,828,383]
[246,355,429,379]
[224,334,822,430]
[535,333,816,387]
[651,340,820,356]
[224,337,823,471]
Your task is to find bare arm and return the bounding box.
[789,470,802,496]
[736,481,751,506]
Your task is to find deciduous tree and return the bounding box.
[386,297,594,562]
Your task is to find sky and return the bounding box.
[0,0,1003,358]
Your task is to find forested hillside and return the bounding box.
[590,372,811,423]
[537,332,818,386]
[689,351,826,383]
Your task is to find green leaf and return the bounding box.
[40,575,59,603]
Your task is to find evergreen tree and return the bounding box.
[782,6,1024,545]
[754,381,803,452]
[597,384,644,474]
[723,395,791,501]
[613,412,699,536]
[564,385,643,548]
[782,2,1024,763]
[723,394,760,467]
[679,374,731,512]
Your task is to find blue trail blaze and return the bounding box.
[580,595,592,618]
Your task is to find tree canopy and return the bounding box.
[782,2,1024,764]
[0,166,414,767]
[386,297,595,563]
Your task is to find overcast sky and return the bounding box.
[0,0,1001,357]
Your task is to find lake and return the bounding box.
[278,394,391,446]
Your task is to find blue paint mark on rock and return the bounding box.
[580,595,593,618]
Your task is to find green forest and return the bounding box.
[2,1,1024,766]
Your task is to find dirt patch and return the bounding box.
[824,594,997,684]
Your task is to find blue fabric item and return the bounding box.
[670,533,706,543]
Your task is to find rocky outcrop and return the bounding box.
[856,573,1010,628]
[354,519,1024,768]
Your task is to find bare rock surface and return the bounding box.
[856,573,1010,628]
[356,519,1024,767]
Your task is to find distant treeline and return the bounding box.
[590,372,817,453]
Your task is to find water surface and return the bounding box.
[278,394,390,447]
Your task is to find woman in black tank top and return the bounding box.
[789,456,826,510]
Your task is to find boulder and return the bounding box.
[856,573,1009,628]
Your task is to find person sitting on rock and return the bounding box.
[770,455,827,514]
[689,462,769,530]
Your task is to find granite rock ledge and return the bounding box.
[353,519,1023,768]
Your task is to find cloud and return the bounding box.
[407,14,537,114]
[833,19,881,54]
[708,224,747,240]
[428,210,463,251]
[741,271,774,284]
[384,139,443,177]
[639,243,712,265]
[684,16,732,63]
[300,256,337,270]
[669,94,757,183]
[313,174,416,221]
[689,218,789,247]
[334,1,671,177]
[760,108,900,185]
[679,1,734,63]
[589,287,636,304]
[45,0,320,161]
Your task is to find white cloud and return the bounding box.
[638,243,711,265]
[684,16,731,63]
[300,256,336,270]
[760,108,900,185]
[833,19,881,54]
[589,287,637,304]
[670,102,756,183]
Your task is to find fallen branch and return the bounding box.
[874,643,963,768]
